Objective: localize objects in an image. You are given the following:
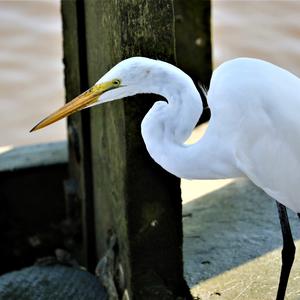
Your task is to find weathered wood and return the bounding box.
[61,0,96,270]
[88,1,190,298]
[62,0,192,298]
[174,0,212,86]
[174,0,212,122]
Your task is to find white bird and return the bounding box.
[31,57,300,300]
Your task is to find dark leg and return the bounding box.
[276,201,296,300]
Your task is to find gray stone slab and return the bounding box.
[183,178,300,299]
[0,265,107,300]
[0,141,68,172]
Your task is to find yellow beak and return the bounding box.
[30,81,115,132]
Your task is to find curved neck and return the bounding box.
[141,64,241,180]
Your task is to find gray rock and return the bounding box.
[0,265,107,300]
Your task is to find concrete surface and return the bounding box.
[0,265,107,300]
[0,141,67,171]
[182,178,300,300]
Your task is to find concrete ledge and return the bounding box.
[0,141,68,172]
[0,141,69,275]
[183,179,300,299]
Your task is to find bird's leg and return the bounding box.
[276,201,295,300]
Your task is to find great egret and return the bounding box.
[31,57,300,299]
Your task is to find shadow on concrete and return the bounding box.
[183,178,300,287]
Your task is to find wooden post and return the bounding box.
[174,0,212,122]
[61,0,96,270]
[174,0,212,86]
[62,0,192,299]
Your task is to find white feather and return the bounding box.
[96,56,300,212]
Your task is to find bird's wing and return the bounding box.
[234,107,300,212]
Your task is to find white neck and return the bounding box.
[140,63,241,179]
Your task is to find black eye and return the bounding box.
[112,79,121,86]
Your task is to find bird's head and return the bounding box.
[30,57,160,132]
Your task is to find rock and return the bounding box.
[0,265,107,300]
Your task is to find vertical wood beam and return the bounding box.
[84,0,190,298]
[174,0,212,86]
[61,0,96,270]
[62,0,199,298]
[174,0,212,122]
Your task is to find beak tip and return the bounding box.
[30,123,41,133]
[30,83,104,134]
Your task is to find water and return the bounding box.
[213,0,300,76]
[0,0,300,147]
[0,0,65,147]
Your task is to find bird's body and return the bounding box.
[207,58,300,213]
[103,57,300,213]
[32,56,300,212]
[31,56,300,299]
